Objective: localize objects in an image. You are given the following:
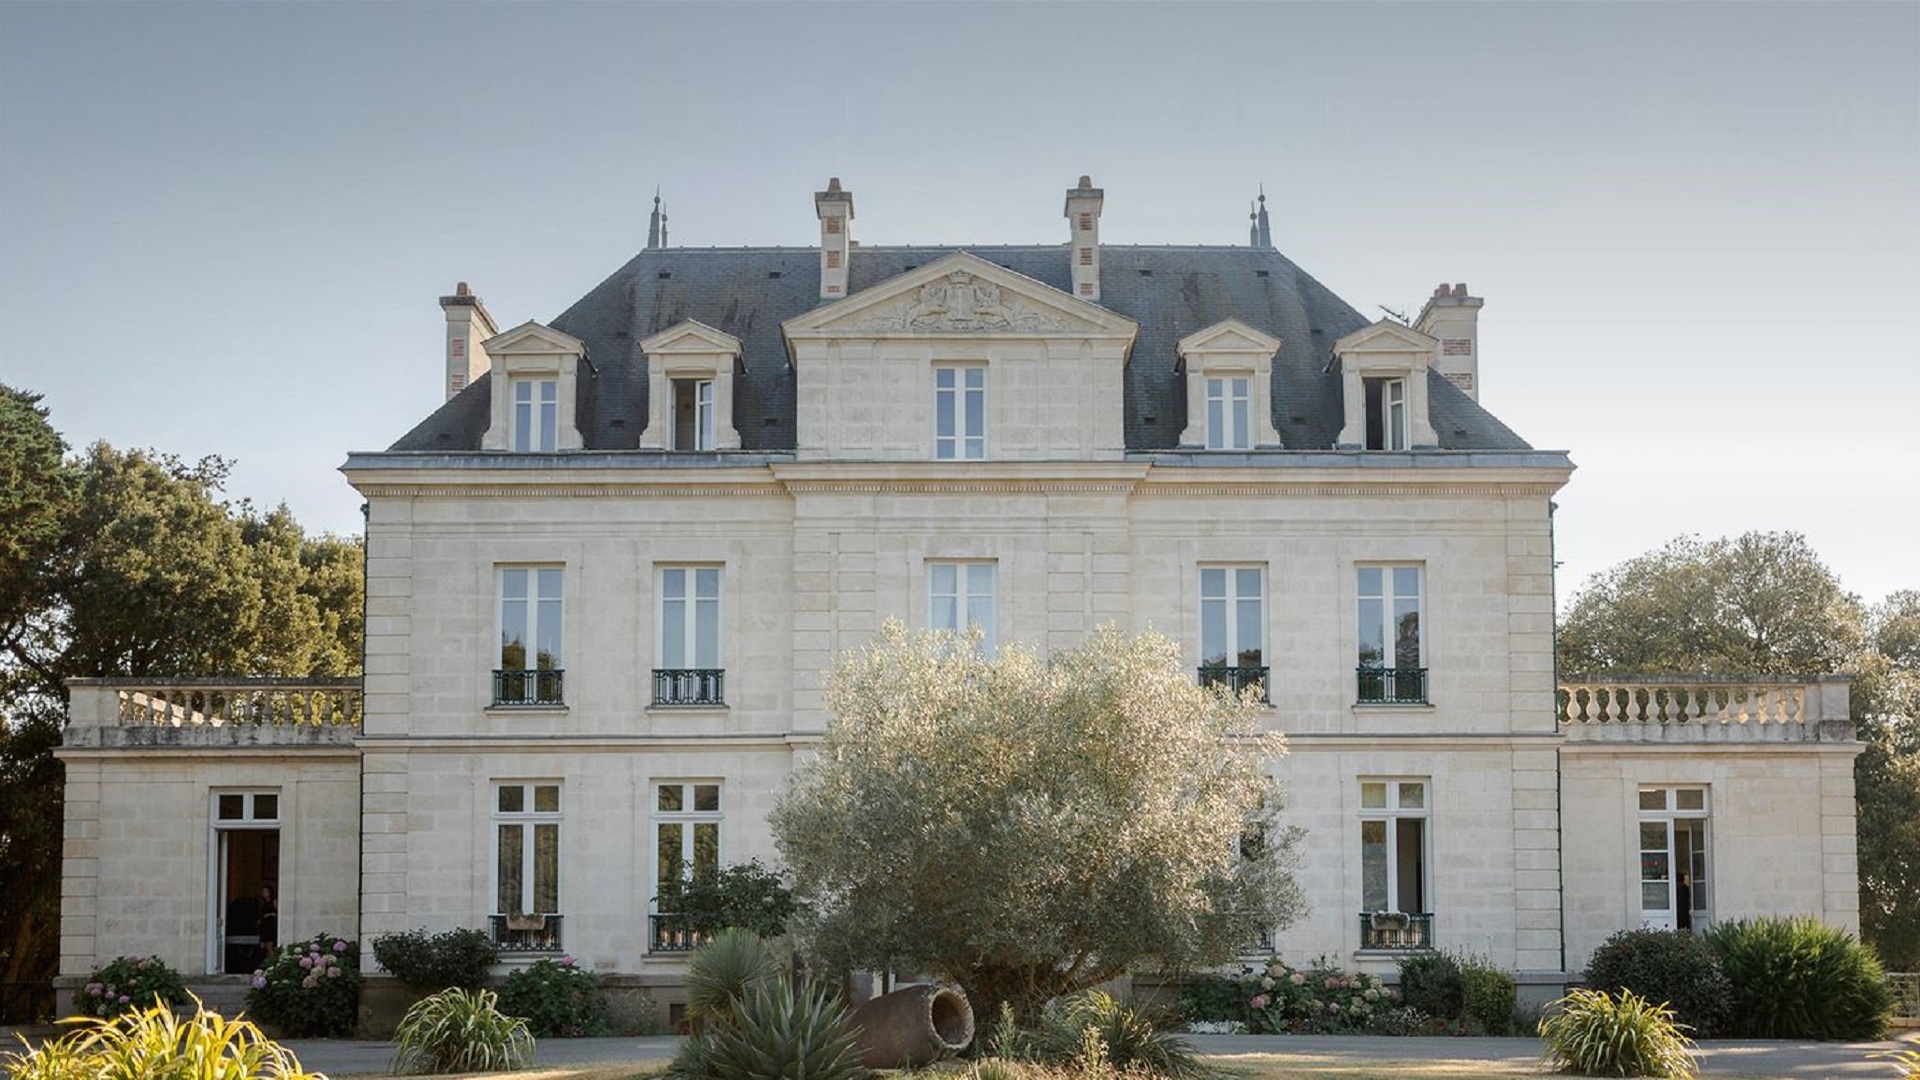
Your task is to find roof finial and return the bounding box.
[647,189,663,250]
[1255,184,1272,248]
[1249,200,1259,247]
[659,210,668,249]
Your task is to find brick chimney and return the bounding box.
[1064,175,1103,300]
[440,282,497,401]
[814,177,853,299]
[1414,282,1483,400]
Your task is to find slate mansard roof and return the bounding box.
[388,244,1534,455]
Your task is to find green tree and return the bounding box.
[1557,532,1919,967]
[771,622,1303,1023]
[0,386,73,637]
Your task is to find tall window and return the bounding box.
[1205,376,1251,450]
[934,366,986,460]
[512,377,558,453]
[497,567,563,705]
[1359,778,1431,949]
[1364,377,1408,451]
[1199,566,1266,700]
[673,378,715,451]
[492,782,562,951]
[929,561,995,651]
[1639,786,1710,932]
[1357,564,1424,704]
[656,566,723,705]
[651,782,722,951]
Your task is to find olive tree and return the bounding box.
[771,621,1303,1022]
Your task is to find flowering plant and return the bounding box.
[1241,955,1394,1034]
[499,954,608,1037]
[245,932,361,1036]
[75,955,189,1019]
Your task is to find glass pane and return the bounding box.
[967,563,993,595]
[1394,605,1420,669]
[965,367,983,390]
[930,563,955,595]
[1639,789,1667,811]
[252,794,278,820]
[1398,782,1425,809]
[516,381,532,404]
[498,785,524,813]
[1677,789,1705,811]
[1231,394,1249,448]
[967,592,993,636]
[694,784,719,812]
[533,824,559,912]
[1361,820,1388,910]
[695,597,719,668]
[931,594,956,632]
[695,568,720,600]
[1235,567,1261,600]
[1396,818,1425,912]
[965,384,983,435]
[1642,881,1670,910]
[1393,566,1419,598]
[1200,568,1224,599]
[537,400,556,452]
[1236,592,1262,667]
[1206,395,1223,449]
[936,368,955,390]
[936,387,955,440]
[1640,822,1668,849]
[693,823,720,878]
[497,823,523,913]
[1357,567,1382,597]
[218,794,245,820]
[658,784,683,812]
[662,568,685,600]
[536,597,562,669]
[1201,596,1226,666]
[1358,598,1384,667]
[537,568,562,600]
[1360,782,1387,809]
[657,823,682,893]
[1640,851,1670,883]
[534,785,559,813]
[662,598,685,668]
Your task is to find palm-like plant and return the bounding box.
[2,995,321,1080]
[391,987,535,1075]
[684,927,781,1030]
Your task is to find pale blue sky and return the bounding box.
[2,1,1915,605]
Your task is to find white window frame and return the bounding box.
[491,781,562,918]
[1365,376,1409,451]
[1204,375,1252,450]
[1356,563,1424,671]
[1199,565,1264,670]
[651,781,724,912]
[498,566,564,671]
[934,365,986,460]
[205,790,281,975]
[674,378,716,451]
[656,565,723,671]
[1637,786,1711,931]
[511,377,559,453]
[1359,777,1430,916]
[928,560,996,652]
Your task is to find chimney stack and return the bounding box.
[1064,175,1103,300]
[814,177,853,299]
[439,282,497,401]
[1414,282,1484,400]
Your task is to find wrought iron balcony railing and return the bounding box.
[488,913,562,952]
[649,913,710,953]
[1356,666,1427,705]
[493,669,564,707]
[1358,911,1433,950]
[653,669,726,707]
[1199,665,1270,703]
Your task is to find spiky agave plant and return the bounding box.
[2,995,321,1080]
[683,928,782,1031]
[697,974,865,1080]
[391,987,535,1075]
[1538,988,1697,1080]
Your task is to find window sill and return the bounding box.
[485,704,569,717]
[1351,702,1435,714]
[1354,947,1434,957]
[645,703,730,715]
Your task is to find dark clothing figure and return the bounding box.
[1676,877,1693,930]
[257,887,279,964]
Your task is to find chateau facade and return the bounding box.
[57,178,1862,1012]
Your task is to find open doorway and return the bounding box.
[208,790,281,974]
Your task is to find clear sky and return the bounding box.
[2,1,1915,606]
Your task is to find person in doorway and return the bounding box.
[257,885,279,963]
[1675,874,1693,931]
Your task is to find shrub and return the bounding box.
[1538,988,1697,1080]
[1584,928,1733,1037]
[696,974,864,1080]
[1253,958,1392,1034]
[2,995,321,1080]
[1459,960,1517,1035]
[499,954,608,1037]
[370,926,499,992]
[1035,990,1201,1078]
[683,928,781,1030]
[655,858,801,940]
[73,954,189,1019]
[246,932,362,1037]
[1396,951,1463,1023]
[391,987,535,1075]
[1178,972,1250,1026]
[1705,915,1894,1039]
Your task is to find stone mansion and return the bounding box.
[56,177,1861,1011]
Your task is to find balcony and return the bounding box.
[1557,675,1853,744]
[653,669,725,707]
[1356,666,1426,705]
[1199,665,1270,703]
[649,913,710,953]
[493,669,564,707]
[1358,911,1433,950]
[488,914,562,952]
[61,678,362,750]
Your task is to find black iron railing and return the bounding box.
[488,913,562,952]
[1199,665,1270,703]
[653,669,725,706]
[1358,911,1433,950]
[1356,666,1427,704]
[493,669,564,706]
[649,914,710,953]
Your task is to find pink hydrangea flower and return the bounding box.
[1249,994,1269,1010]
[1290,972,1306,985]
[328,967,341,978]
[298,956,313,969]
[252,975,268,990]
[1267,963,1286,977]
[334,940,348,952]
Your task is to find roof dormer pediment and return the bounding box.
[1177,318,1283,361]
[782,252,1138,345]
[640,320,742,357]
[1332,319,1435,358]
[483,321,586,357]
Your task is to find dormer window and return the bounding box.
[639,321,743,452]
[512,378,559,453]
[1177,320,1284,451]
[674,379,716,451]
[1364,377,1408,451]
[1205,376,1252,450]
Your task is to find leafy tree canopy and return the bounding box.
[772,622,1303,1023]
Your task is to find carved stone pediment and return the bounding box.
[850,270,1075,333]
[782,252,1138,343]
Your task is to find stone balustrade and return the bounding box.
[64,677,362,749]
[1557,675,1853,743]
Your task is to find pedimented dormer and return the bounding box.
[639,320,742,452]
[781,252,1139,461]
[1177,319,1284,450]
[480,321,586,452]
[1332,320,1439,450]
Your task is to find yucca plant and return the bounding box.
[683,927,782,1030]
[1034,991,1200,1078]
[390,987,535,1075]
[697,974,864,1080]
[1538,987,1697,1079]
[2,994,321,1080]
[1705,915,1894,1039]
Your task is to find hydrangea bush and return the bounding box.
[246,932,362,1037]
[499,955,608,1037]
[75,955,189,1019]
[1205,956,1394,1034]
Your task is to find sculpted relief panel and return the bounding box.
[849,271,1077,333]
